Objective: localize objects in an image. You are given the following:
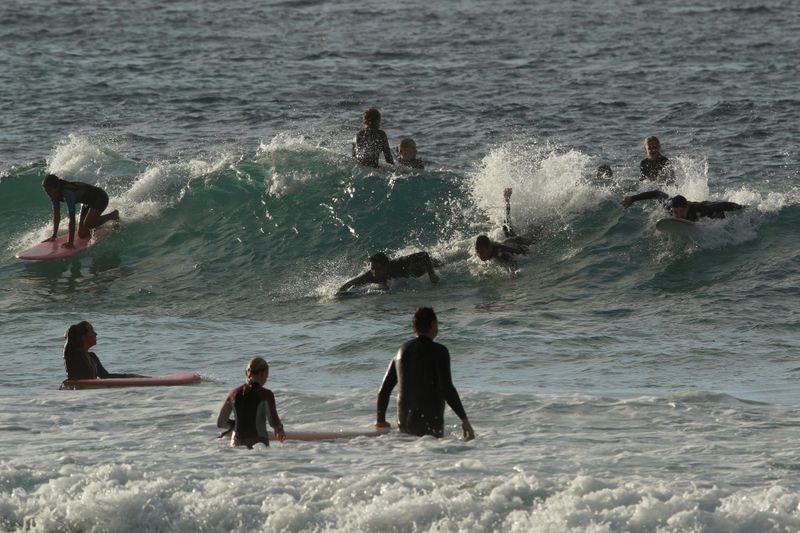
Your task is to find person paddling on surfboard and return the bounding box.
[376,307,475,440]
[63,321,146,381]
[338,251,440,293]
[217,357,286,448]
[42,174,119,249]
[474,188,541,269]
[621,190,745,221]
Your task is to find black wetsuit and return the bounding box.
[376,335,468,437]
[398,158,425,170]
[340,251,438,290]
[640,155,675,184]
[353,128,394,167]
[52,181,109,217]
[629,190,745,221]
[217,382,283,448]
[64,349,128,380]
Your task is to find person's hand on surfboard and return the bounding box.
[274,428,286,442]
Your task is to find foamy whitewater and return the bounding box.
[2,0,800,531]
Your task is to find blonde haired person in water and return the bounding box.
[395,138,424,169]
[217,357,286,448]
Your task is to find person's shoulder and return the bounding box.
[226,383,244,399]
[257,387,275,401]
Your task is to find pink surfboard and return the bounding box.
[270,427,390,441]
[61,371,202,390]
[16,227,110,260]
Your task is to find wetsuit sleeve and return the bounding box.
[381,131,394,165]
[628,190,669,204]
[89,352,129,378]
[339,270,376,292]
[259,388,283,431]
[216,392,236,430]
[376,358,398,423]
[435,347,468,420]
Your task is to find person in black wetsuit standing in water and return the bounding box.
[352,107,394,168]
[640,136,675,184]
[376,307,475,440]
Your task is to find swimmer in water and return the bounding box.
[474,188,541,270]
[621,190,745,220]
[217,357,286,448]
[639,136,675,184]
[395,138,425,169]
[42,174,120,249]
[63,321,146,381]
[376,307,475,440]
[352,108,394,168]
[338,251,440,292]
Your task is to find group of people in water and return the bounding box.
[48,111,749,447]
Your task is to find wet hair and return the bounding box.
[64,321,92,353]
[475,235,491,250]
[643,135,661,149]
[368,252,390,268]
[596,164,613,179]
[42,174,62,189]
[671,195,688,208]
[412,307,437,334]
[396,138,417,157]
[246,357,269,383]
[363,108,382,128]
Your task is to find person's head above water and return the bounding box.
[396,138,417,161]
[368,252,391,280]
[643,136,662,160]
[245,356,269,386]
[670,195,689,219]
[64,320,97,352]
[474,235,493,261]
[596,164,613,180]
[363,108,382,129]
[412,307,438,338]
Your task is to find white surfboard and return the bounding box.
[655,217,698,239]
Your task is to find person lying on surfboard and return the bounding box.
[621,190,745,221]
[474,188,541,269]
[338,251,440,292]
[217,357,286,448]
[63,321,146,380]
[376,307,475,440]
[42,174,119,249]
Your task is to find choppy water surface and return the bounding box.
[2,0,800,531]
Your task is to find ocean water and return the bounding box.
[2,0,800,531]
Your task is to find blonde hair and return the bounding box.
[246,357,269,380]
[396,138,417,159]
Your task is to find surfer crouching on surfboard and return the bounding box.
[217,357,286,448]
[376,307,475,440]
[621,190,745,221]
[42,174,119,249]
[63,321,145,381]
